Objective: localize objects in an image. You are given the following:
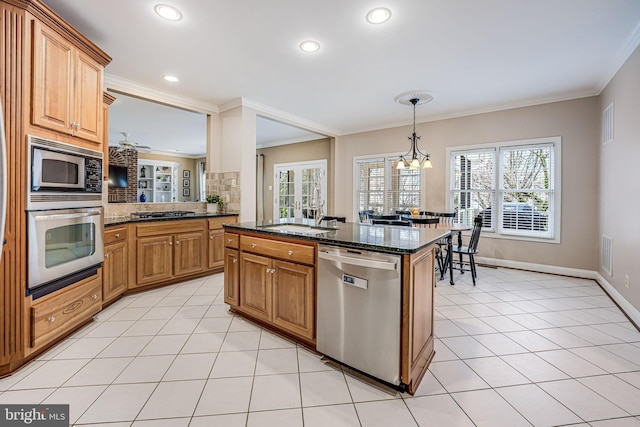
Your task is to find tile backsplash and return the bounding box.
[206,171,240,213]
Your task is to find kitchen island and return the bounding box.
[223,219,449,394]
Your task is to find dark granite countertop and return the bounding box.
[104,213,239,227]
[223,219,450,254]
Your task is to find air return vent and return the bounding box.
[601,234,613,276]
[602,102,614,145]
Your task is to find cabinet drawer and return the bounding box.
[104,226,127,244]
[241,235,315,265]
[208,216,237,230]
[225,233,239,249]
[31,275,102,348]
[137,219,204,237]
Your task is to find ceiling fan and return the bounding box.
[116,132,151,152]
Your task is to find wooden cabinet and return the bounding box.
[135,220,206,287]
[224,247,240,306]
[31,20,103,144]
[228,233,316,342]
[401,245,436,395]
[272,260,315,340]
[30,271,102,349]
[174,232,207,276]
[103,227,128,303]
[208,217,237,270]
[239,252,273,322]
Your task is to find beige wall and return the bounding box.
[137,152,197,202]
[334,97,600,271]
[257,138,333,221]
[599,45,640,311]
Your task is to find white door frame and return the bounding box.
[273,160,327,220]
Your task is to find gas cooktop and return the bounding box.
[131,211,196,219]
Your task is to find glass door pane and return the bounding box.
[278,169,296,219]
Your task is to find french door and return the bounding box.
[274,160,327,220]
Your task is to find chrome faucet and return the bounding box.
[313,201,325,226]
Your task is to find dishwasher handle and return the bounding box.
[318,250,398,271]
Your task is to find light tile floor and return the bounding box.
[2,268,640,426]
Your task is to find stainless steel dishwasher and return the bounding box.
[317,244,402,386]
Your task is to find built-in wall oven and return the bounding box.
[27,207,104,298]
[26,136,104,299]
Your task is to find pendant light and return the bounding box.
[395,93,434,170]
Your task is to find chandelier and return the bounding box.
[396,95,433,170]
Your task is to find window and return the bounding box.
[448,137,560,241]
[355,156,422,216]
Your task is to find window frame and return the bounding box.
[353,153,425,218]
[446,136,562,243]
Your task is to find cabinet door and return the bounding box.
[73,49,103,143]
[32,20,73,134]
[208,230,225,269]
[103,241,127,303]
[224,249,240,307]
[239,253,272,322]
[136,235,173,286]
[175,231,206,276]
[402,247,435,394]
[272,260,315,340]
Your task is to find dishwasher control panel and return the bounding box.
[342,274,368,290]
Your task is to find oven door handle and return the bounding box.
[32,211,101,221]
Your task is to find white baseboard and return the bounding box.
[476,256,640,327]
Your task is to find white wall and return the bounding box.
[599,45,640,312]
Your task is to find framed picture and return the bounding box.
[183,170,190,178]
[183,179,190,187]
[139,181,147,189]
[182,188,190,197]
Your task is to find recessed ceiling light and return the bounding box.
[299,40,320,53]
[366,7,391,24]
[163,75,179,82]
[154,4,182,21]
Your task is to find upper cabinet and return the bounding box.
[31,20,104,145]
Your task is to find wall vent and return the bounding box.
[602,102,614,145]
[601,234,613,276]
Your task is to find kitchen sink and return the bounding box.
[260,224,335,234]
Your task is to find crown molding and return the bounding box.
[104,74,219,114]
[342,90,598,136]
[220,97,340,138]
[596,20,640,94]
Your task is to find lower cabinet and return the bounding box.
[136,231,206,286]
[228,234,316,342]
[208,230,225,269]
[208,217,237,271]
[103,227,128,303]
[134,220,207,287]
[401,245,436,394]
[224,248,240,306]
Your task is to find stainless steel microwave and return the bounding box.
[27,136,103,210]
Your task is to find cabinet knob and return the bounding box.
[48,316,56,322]
[91,294,98,300]
[176,241,180,245]
[227,239,232,243]
[114,233,120,238]
[210,236,213,240]
[105,253,110,259]
[233,259,237,263]
[288,250,294,255]
[251,243,257,248]
[169,242,173,246]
